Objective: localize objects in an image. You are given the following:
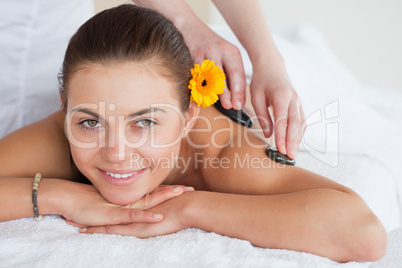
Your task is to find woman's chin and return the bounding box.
[103,192,144,206]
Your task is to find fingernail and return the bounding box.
[224,99,231,108]
[235,100,241,110]
[288,150,294,159]
[185,186,195,191]
[154,213,163,219]
[80,228,87,233]
[173,186,182,192]
[265,127,270,136]
[292,146,298,158]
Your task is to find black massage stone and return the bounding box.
[266,147,296,166]
[213,99,254,128]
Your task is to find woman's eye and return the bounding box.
[135,119,154,127]
[81,119,101,128]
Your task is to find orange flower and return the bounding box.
[188,60,225,107]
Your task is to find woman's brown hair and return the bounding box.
[58,4,193,111]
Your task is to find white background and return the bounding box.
[95,0,402,93]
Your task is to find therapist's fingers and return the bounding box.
[300,106,307,136]
[273,99,290,156]
[219,87,233,109]
[285,101,301,159]
[201,51,234,109]
[190,46,206,65]
[251,90,273,138]
[221,46,246,110]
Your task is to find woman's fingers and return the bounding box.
[105,207,164,225]
[65,218,86,228]
[80,222,158,238]
[65,202,165,227]
[81,223,139,236]
[125,185,194,210]
[80,218,181,238]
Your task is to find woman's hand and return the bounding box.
[250,59,305,159]
[79,190,196,237]
[47,179,193,228]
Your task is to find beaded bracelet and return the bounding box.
[32,173,43,221]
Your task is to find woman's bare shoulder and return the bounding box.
[0,110,74,179]
[196,103,350,196]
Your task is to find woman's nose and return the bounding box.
[101,129,130,163]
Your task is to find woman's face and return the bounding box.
[65,63,193,205]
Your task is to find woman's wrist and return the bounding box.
[37,178,71,216]
[179,190,209,229]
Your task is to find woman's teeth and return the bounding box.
[106,171,138,179]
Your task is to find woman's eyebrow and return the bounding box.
[69,108,102,120]
[127,107,167,119]
[69,107,166,120]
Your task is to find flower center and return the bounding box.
[201,79,207,87]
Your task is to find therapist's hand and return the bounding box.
[178,19,246,110]
[250,59,305,159]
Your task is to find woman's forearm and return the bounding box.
[185,189,386,262]
[212,0,283,67]
[0,178,60,222]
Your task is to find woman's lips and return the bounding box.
[99,168,147,186]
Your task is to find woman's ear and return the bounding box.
[60,96,65,110]
[182,101,200,137]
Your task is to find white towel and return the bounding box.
[0,215,382,268]
[370,228,402,268]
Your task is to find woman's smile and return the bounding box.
[99,167,148,187]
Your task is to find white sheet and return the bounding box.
[1,24,401,267]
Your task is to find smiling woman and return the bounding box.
[65,63,190,205]
[0,4,386,262]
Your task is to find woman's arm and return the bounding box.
[0,176,187,224]
[82,177,385,262]
[185,129,386,262]
[0,110,73,179]
[0,177,57,222]
[187,178,386,262]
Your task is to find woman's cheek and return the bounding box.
[70,146,99,175]
[153,121,183,147]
